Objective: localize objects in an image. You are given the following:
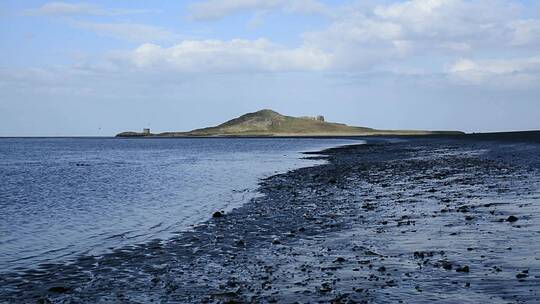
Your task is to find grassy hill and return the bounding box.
[116,109,464,137]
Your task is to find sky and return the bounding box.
[1,0,539,136]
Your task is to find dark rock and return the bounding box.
[456,265,470,273]
[516,273,528,279]
[413,251,434,259]
[319,283,332,293]
[212,211,223,218]
[272,238,281,245]
[48,286,71,293]
[377,266,386,272]
[507,215,519,222]
[441,261,452,270]
[457,206,470,213]
[334,257,346,263]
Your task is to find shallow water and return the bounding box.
[0,137,361,271]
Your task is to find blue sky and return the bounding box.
[1,0,539,136]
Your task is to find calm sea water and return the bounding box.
[0,137,361,271]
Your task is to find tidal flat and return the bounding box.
[1,136,539,303]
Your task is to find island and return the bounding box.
[116,109,464,137]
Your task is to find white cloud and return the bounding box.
[373,0,518,29]
[20,0,540,88]
[298,0,540,72]
[114,39,332,73]
[74,22,180,43]
[24,2,159,17]
[449,56,540,86]
[98,0,540,82]
[188,0,329,20]
[308,0,526,50]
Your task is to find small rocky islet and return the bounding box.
[1,136,539,303]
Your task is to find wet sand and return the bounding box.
[1,136,539,303]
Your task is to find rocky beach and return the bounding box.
[1,135,539,303]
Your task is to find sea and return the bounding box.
[0,137,361,272]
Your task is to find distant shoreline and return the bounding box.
[3,130,539,141]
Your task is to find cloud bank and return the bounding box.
[15,1,540,87]
[78,0,536,88]
[116,40,331,73]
